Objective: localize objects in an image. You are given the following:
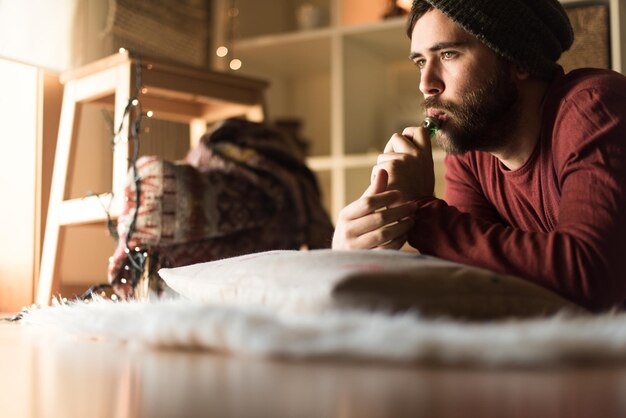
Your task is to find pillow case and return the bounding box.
[159,249,584,320]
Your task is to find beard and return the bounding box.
[422,60,520,155]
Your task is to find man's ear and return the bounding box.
[512,66,530,81]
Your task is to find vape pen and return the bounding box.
[423,117,439,137]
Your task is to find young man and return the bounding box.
[332,0,626,311]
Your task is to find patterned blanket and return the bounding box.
[108,119,334,297]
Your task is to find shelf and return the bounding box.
[214,0,625,221]
[235,33,332,158]
[237,26,334,49]
[236,31,331,77]
[344,166,372,204]
[341,16,408,57]
[342,153,379,168]
[342,19,421,155]
[340,0,403,27]
[306,156,335,171]
[315,169,333,218]
[234,15,408,73]
[234,0,333,39]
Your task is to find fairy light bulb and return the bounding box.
[216,46,229,57]
[230,59,242,70]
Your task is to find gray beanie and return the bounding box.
[414,0,574,79]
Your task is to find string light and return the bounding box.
[216,46,228,57]
[92,48,150,301]
[217,0,242,71]
[229,59,242,70]
[146,110,154,118]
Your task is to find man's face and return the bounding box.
[410,9,519,154]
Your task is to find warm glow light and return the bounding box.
[141,87,148,94]
[146,110,154,118]
[119,47,126,54]
[397,0,412,12]
[229,59,242,70]
[216,46,228,57]
[131,99,139,106]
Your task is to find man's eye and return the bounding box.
[415,59,426,69]
[442,51,457,59]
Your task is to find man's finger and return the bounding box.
[364,168,388,197]
[353,215,414,249]
[376,234,408,251]
[339,189,403,223]
[383,133,419,154]
[402,126,432,153]
[376,152,407,165]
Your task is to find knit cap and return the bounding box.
[419,0,574,79]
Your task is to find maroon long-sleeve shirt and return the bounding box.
[408,68,626,311]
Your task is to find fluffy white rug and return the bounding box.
[19,298,626,367]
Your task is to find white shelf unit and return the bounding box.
[213,0,625,222]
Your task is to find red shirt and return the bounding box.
[408,68,626,311]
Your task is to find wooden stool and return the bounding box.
[37,50,268,305]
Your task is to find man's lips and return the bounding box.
[426,109,446,119]
[426,109,447,122]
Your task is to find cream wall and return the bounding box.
[0,1,116,308]
[0,0,76,71]
[0,60,40,309]
[0,0,113,70]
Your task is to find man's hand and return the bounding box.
[375,126,435,202]
[332,169,417,250]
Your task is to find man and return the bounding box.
[332,0,626,312]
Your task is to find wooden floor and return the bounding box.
[2,320,626,418]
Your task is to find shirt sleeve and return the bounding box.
[408,86,626,312]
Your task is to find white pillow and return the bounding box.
[158,249,583,319]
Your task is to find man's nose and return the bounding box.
[419,63,444,97]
